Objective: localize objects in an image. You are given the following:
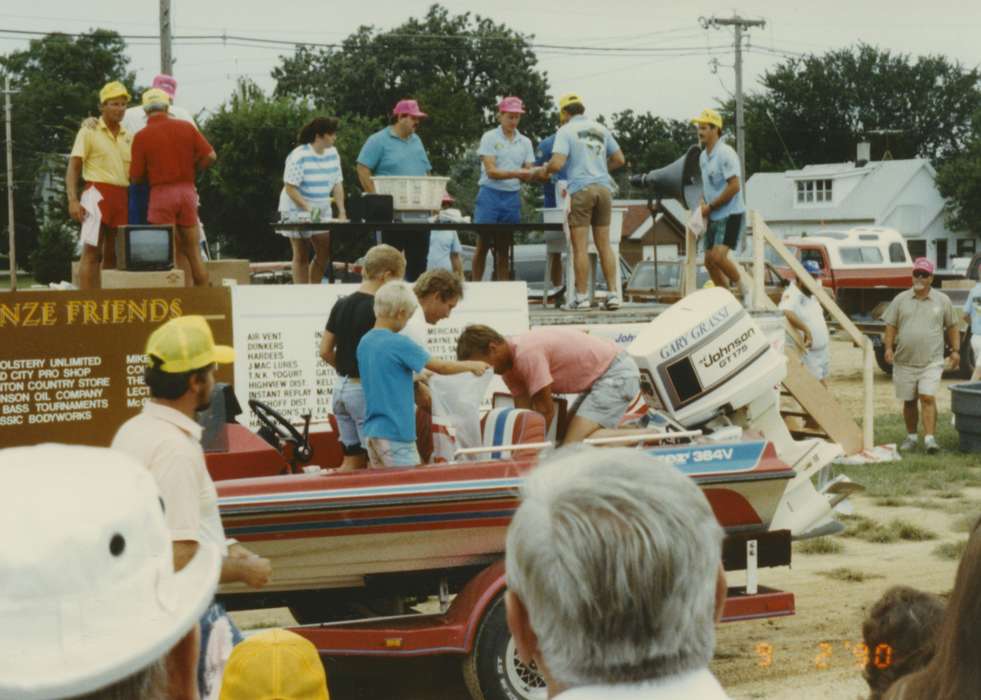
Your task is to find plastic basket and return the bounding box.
[371,176,449,211]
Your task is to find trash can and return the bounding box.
[949,381,981,451]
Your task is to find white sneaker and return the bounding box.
[737,275,752,299]
[567,296,591,310]
[924,435,940,454]
[604,295,621,311]
[899,435,919,451]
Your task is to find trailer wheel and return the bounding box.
[462,593,547,700]
[873,344,893,376]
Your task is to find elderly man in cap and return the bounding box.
[66,80,133,289]
[882,257,959,453]
[693,108,749,298]
[130,88,217,287]
[779,259,831,386]
[505,447,730,699]
[472,96,536,282]
[112,315,272,696]
[538,93,626,310]
[357,99,434,281]
[0,443,221,700]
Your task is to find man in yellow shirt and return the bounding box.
[66,81,132,289]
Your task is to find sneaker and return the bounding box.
[604,295,622,311]
[567,296,591,311]
[737,275,752,299]
[899,435,919,452]
[924,436,940,454]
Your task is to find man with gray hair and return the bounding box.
[505,447,730,698]
[130,87,216,287]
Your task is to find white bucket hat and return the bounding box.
[0,444,221,700]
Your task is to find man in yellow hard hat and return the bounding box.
[692,108,748,297]
[66,80,133,289]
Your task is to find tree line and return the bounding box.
[1,4,979,279]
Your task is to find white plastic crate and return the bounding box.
[371,176,450,211]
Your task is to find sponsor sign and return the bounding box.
[644,440,766,474]
[689,314,766,389]
[0,288,232,447]
[563,322,648,350]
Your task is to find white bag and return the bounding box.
[429,372,495,462]
[688,206,706,239]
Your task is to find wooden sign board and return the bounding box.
[0,288,232,447]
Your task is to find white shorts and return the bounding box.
[892,362,943,402]
[971,336,981,367]
[803,347,830,381]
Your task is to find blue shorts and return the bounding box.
[703,213,745,252]
[474,187,521,229]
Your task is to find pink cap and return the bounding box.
[497,96,525,114]
[152,74,177,98]
[441,193,455,204]
[912,257,935,274]
[393,99,427,118]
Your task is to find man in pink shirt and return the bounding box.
[457,325,641,443]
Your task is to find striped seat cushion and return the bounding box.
[480,408,546,460]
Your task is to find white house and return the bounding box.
[746,147,971,269]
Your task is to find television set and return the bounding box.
[115,225,175,271]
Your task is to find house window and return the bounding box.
[908,240,927,259]
[795,179,833,204]
[957,239,977,257]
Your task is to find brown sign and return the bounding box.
[0,287,233,447]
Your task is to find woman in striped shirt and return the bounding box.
[278,116,347,283]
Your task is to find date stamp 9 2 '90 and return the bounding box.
[755,641,894,670]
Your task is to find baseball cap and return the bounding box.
[498,96,526,114]
[803,260,823,276]
[692,108,724,129]
[0,444,221,700]
[99,81,130,104]
[559,93,583,110]
[392,99,427,118]
[219,629,329,700]
[146,315,235,373]
[142,87,172,107]
[912,257,935,275]
[441,192,455,204]
[152,73,178,97]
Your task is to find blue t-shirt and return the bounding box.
[278,144,343,214]
[964,284,981,335]
[477,126,535,192]
[426,230,462,272]
[535,133,569,208]
[551,115,620,195]
[699,141,746,221]
[357,328,430,442]
[356,127,432,177]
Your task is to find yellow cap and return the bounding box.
[99,81,131,104]
[145,316,234,373]
[219,629,329,700]
[141,88,171,107]
[559,93,583,110]
[692,108,723,129]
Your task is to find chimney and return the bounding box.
[856,142,871,167]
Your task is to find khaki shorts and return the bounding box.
[892,362,943,402]
[568,184,612,228]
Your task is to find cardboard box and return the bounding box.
[100,269,185,289]
[205,259,251,286]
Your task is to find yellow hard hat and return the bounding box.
[559,93,583,110]
[99,81,131,104]
[692,108,723,129]
[220,629,329,700]
[145,316,234,373]
[141,88,171,107]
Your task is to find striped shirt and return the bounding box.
[278,143,343,214]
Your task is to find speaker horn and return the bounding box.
[629,145,703,210]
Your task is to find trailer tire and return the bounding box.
[462,593,547,700]
[873,345,893,376]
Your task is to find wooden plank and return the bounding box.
[751,212,766,309]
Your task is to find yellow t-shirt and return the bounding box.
[69,117,132,187]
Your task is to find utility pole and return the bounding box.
[3,74,18,292]
[159,0,174,75]
[701,14,766,179]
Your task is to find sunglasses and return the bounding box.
[912,270,932,278]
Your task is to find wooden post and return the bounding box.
[684,226,697,296]
[4,75,15,292]
[751,210,765,309]
[863,339,874,450]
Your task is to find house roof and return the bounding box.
[746,159,932,223]
[615,199,687,241]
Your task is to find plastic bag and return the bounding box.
[429,372,495,462]
[688,206,706,238]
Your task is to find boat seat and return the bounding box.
[479,408,546,460]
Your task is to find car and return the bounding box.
[624,258,788,304]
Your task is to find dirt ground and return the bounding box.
[232,337,976,699]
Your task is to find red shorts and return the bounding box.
[88,182,128,228]
[148,182,199,227]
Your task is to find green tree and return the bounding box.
[272,4,553,176]
[607,110,695,197]
[198,81,381,262]
[0,30,136,268]
[936,109,981,235]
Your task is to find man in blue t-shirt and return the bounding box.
[356,99,434,282]
[537,93,626,310]
[535,132,567,291]
[357,281,489,468]
[693,108,748,297]
[964,262,981,380]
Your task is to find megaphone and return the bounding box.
[629,145,703,210]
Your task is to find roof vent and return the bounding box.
[856,142,871,167]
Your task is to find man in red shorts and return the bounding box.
[66,81,133,289]
[130,88,216,287]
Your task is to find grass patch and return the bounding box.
[874,497,908,507]
[796,537,845,555]
[933,540,968,560]
[840,515,936,543]
[818,567,881,583]
[0,274,37,290]
[953,513,980,533]
[891,519,938,541]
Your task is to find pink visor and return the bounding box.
[393,99,427,118]
[498,96,525,114]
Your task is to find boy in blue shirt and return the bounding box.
[964,263,981,380]
[357,281,489,467]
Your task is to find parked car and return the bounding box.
[624,259,787,305]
